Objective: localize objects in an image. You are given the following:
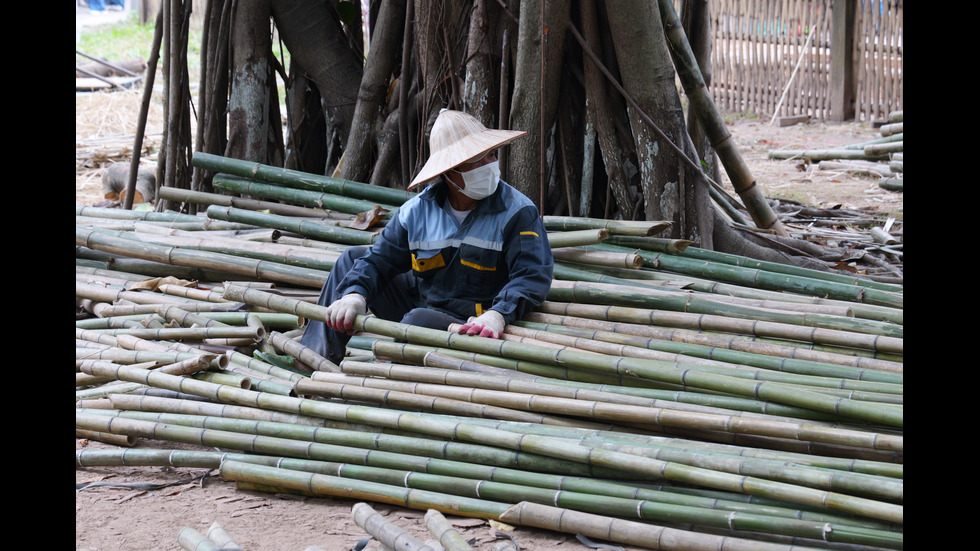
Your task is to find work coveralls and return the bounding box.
[300,180,554,366]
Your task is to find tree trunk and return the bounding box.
[225,0,274,163]
[270,0,364,171]
[339,0,405,184]
[507,0,570,210]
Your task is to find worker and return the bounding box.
[299,109,554,367]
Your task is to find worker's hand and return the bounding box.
[458,310,505,339]
[324,293,367,334]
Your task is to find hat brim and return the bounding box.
[408,129,527,190]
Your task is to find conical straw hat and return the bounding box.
[408,110,527,190]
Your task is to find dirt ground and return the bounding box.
[75,88,902,551]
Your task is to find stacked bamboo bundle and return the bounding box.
[76,153,903,551]
[768,111,903,193]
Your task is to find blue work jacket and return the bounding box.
[337,180,554,323]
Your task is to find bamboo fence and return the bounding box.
[707,0,902,122]
[76,153,903,550]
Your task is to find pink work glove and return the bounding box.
[457,310,505,339]
[324,293,367,334]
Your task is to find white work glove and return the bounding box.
[324,293,367,334]
[457,310,506,339]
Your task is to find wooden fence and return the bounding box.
[703,0,902,122]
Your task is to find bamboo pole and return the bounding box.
[222,285,903,429]
[159,184,359,221]
[212,174,400,217]
[191,152,416,206]
[76,361,903,523]
[314,365,901,470]
[76,227,330,289]
[538,301,903,355]
[177,527,219,551]
[205,205,379,247]
[76,446,898,533]
[424,510,474,551]
[352,502,440,551]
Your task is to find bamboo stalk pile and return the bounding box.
[76,153,903,550]
[767,111,903,193]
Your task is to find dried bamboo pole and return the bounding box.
[76,227,330,289]
[176,527,219,551]
[352,502,440,551]
[204,205,379,247]
[266,331,340,372]
[543,229,608,248]
[125,228,343,272]
[205,521,242,550]
[75,367,903,523]
[542,216,672,237]
[424,510,473,551]
[551,248,643,269]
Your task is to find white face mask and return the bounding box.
[449,160,500,200]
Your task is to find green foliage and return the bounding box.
[76,12,203,79]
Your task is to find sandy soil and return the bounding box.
[75,88,901,551]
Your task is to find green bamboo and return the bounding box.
[767,149,890,161]
[592,240,903,308]
[523,311,901,373]
[539,301,903,355]
[76,205,204,223]
[191,152,416,206]
[76,227,330,289]
[205,205,379,246]
[601,236,903,294]
[75,367,903,523]
[76,448,901,535]
[310,368,902,479]
[78,407,904,522]
[364,345,863,423]
[158,185,356,220]
[294,378,621,431]
[515,320,903,385]
[562,256,902,325]
[212,174,400,217]
[547,280,902,338]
